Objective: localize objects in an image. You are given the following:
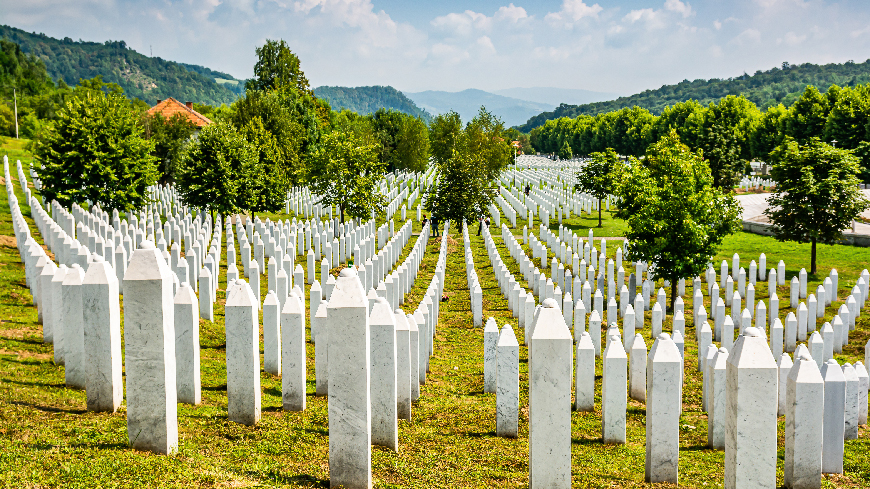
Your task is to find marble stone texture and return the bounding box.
[778,353,793,418]
[123,243,178,454]
[281,293,306,412]
[602,332,628,444]
[396,309,412,421]
[62,264,87,389]
[315,301,329,396]
[263,291,281,376]
[708,348,728,450]
[725,327,778,489]
[369,298,398,451]
[407,313,420,401]
[225,280,262,426]
[843,363,860,440]
[784,346,824,489]
[82,258,123,412]
[529,299,573,488]
[645,333,682,483]
[496,324,519,438]
[484,317,499,394]
[327,268,372,489]
[821,359,846,474]
[629,334,647,402]
[573,331,596,413]
[173,282,201,405]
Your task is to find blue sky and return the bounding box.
[4,0,870,95]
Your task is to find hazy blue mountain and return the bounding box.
[493,87,619,108]
[403,88,553,127]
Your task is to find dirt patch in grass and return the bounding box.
[0,234,17,247]
[0,348,51,361]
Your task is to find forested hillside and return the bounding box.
[313,85,430,121]
[0,25,244,106]
[518,60,870,132]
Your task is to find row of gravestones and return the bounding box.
[9,162,455,487]
[484,204,870,487]
[467,211,870,487]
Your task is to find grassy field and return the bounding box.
[1,147,870,487]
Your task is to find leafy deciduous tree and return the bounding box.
[32,89,158,211]
[143,112,197,184]
[306,130,386,223]
[176,121,255,217]
[575,148,619,227]
[765,138,869,273]
[614,130,742,307]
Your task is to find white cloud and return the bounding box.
[494,4,528,23]
[664,0,692,18]
[4,0,870,96]
[431,10,492,36]
[545,0,603,24]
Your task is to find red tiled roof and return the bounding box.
[147,97,212,127]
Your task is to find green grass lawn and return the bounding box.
[2,148,870,487]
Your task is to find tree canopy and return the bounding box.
[305,130,386,223]
[765,137,869,273]
[425,108,512,227]
[31,86,158,211]
[575,148,619,227]
[614,130,742,306]
[176,121,256,217]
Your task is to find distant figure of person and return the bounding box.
[524,184,530,196]
[477,216,491,236]
[431,216,440,237]
[422,215,429,227]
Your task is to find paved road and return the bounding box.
[735,190,870,234]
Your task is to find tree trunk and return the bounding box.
[340,203,345,224]
[670,279,678,317]
[811,237,817,275]
[598,198,603,228]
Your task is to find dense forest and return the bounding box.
[313,85,431,121]
[0,25,245,106]
[518,60,870,132]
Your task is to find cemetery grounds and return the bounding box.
[1,137,870,487]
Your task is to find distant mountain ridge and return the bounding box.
[0,24,245,106]
[493,87,618,108]
[404,88,553,127]
[517,59,870,133]
[313,85,431,121]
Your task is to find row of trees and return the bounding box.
[580,133,867,290]
[533,84,870,187]
[25,39,451,224]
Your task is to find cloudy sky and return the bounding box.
[5,0,870,95]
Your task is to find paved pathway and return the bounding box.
[735,190,870,235]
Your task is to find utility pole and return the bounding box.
[13,88,18,139]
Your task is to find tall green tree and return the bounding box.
[31,88,158,211]
[395,115,430,172]
[575,148,619,227]
[765,138,869,273]
[783,86,831,144]
[143,112,198,184]
[176,121,256,217]
[429,111,462,166]
[425,107,511,227]
[614,130,742,307]
[246,39,311,94]
[306,130,386,223]
[686,95,759,189]
[558,140,573,160]
[750,104,788,159]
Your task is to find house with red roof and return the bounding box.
[147,97,212,128]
